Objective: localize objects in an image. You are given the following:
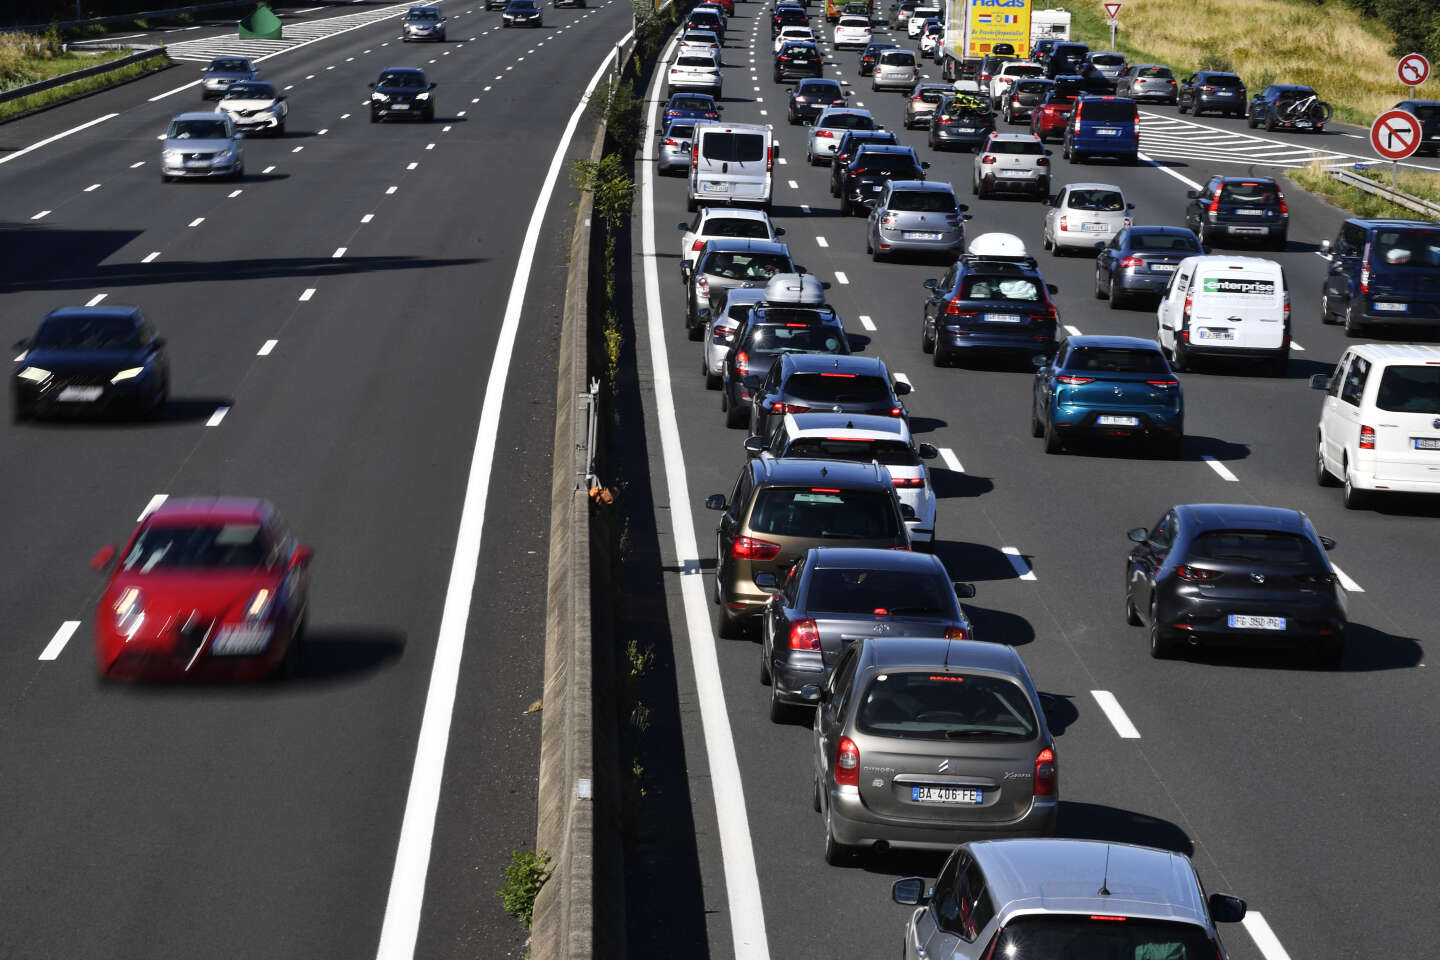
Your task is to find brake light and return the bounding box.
[779,55,790,62]
[1360,241,1371,293]
[1298,572,1339,585]
[981,155,996,164]
[665,138,679,147]
[889,406,903,417]
[816,128,835,138]
[1145,379,1178,389]
[691,239,706,251]
[1120,255,1144,269]
[1174,565,1221,581]
[1034,747,1056,796]
[1278,191,1288,214]
[696,276,709,295]
[1360,425,1375,449]
[731,536,781,560]
[767,144,775,172]
[882,212,898,227]
[835,736,860,787]
[1199,84,1214,92]
[1012,96,1022,106]
[892,477,924,488]
[691,143,699,168]
[945,299,978,315]
[943,626,968,640]
[910,92,924,101]
[1055,375,1093,385]
[1208,194,1219,214]
[788,618,821,650]
[936,115,951,124]
[735,350,750,374]
[1059,215,1068,230]
[714,324,736,340]
[1090,915,1128,922]
[772,401,811,414]
[819,371,856,377]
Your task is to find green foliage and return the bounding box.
[0,52,164,120]
[497,848,552,930]
[1376,0,1440,60]
[1195,41,1232,73]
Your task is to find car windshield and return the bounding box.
[748,488,900,539]
[122,523,270,572]
[1220,181,1279,204]
[701,217,772,239]
[1131,232,1201,252]
[857,672,1037,741]
[992,917,1214,959]
[378,72,426,87]
[986,139,1043,155]
[683,32,717,43]
[880,51,915,66]
[783,372,890,404]
[1138,65,1172,78]
[34,315,141,349]
[1065,346,1169,373]
[703,251,791,278]
[666,122,696,139]
[670,95,715,110]
[1067,188,1125,211]
[784,438,920,467]
[167,119,230,139]
[222,82,275,99]
[701,132,765,161]
[1189,531,1319,565]
[208,59,249,72]
[1375,365,1440,413]
[889,190,956,212]
[852,153,919,173]
[1080,99,1136,121]
[960,275,1042,302]
[407,8,440,18]
[1372,229,1440,267]
[823,112,877,130]
[806,567,953,614]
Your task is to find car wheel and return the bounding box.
[932,340,949,366]
[1030,396,1044,437]
[370,112,379,123]
[1320,293,1336,325]
[1108,276,1123,309]
[812,776,822,812]
[705,366,721,390]
[840,195,851,216]
[1172,341,1190,373]
[823,807,857,866]
[1342,466,1369,510]
[1315,437,1340,487]
[1094,268,1108,299]
[1264,112,1276,132]
[718,605,744,638]
[11,399,32,424]
[687,316,704,342]
[1177,98,1189,114]
[769,684,794,723]
[1149,603,1176,659]
[686,194,697,213]
[921,317,935,354]
[724,393,748,429]
[1043,418,1063,454]
[1125,591,1142,626]
[1270,232,1287,251]
[1246,110,1258,128]
[759,639,772,684]
[1197,222,1212,249]
[1343,303,1362,338]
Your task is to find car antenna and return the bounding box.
[846,420,854,429]
[1098,845,1112,897]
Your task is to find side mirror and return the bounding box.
[1319,238,1332,255]
[90,544,117,571]
[775,226,786,236]
[277,94,287,101]
[754,572,782,593]
[922,278,937,290]
[292,544,314,566]
[429,82,437,90]
[953,582,976,599]
[716,104,724,111]
[157,134,167,140]
[892,877,930,905]
[1031,354,1048,368]
[1208,893,1247,924]
[743,436,767,453]
[13,337,30,350]
[1185,190,1197,199]
[369,82,376,88]
[893,380,911,395]
[900,503,918,521]
[1309,374,1330,391]
[705,494,727,511]
[1319,536,1337,551]
[1046,283,1059,295]
[680,141,691,151]
[957,203,969,212]
[920,160,931,169]
[918,442,938,459]
[681,262,694,279]
[678,222,690,231]
[1044,149,1053,156]
[799,683,824,703]
[1126,527,1149,544]
[1126,202,1136,210]
[1093,241,1105,250]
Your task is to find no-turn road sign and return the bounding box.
[1371,109,1422,161]
[1103,2,1122,19]
[1398,52,1431,88]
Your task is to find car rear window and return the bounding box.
[960,275,1042,302]
[1005,64,1044,77]
[784,437,920,467]
[743,323,846,355]
[670,95,713,110]
[701,132,765,162]
[747,488,900,540]
[852,152,919,172]
[1375,365,1440,413]
[1015,80,1051,94]
[1219,181,1279,204]
[1131,232,1201,252]
[666,122,696,139]
[1090,54,1124,66]
[856,672,1038,741]
[701,217,771,239]
[677,55,716,67]
[1138,65,1172,78]
[880,51,916,66]
[799,80,842,95]
[1067,188,1125,211]
[702,251,792,278]
[1065,347,1168,373]
[823,112,876,131]
[723,303,757,324]
[839,16,868,27]
[992,917,1214,959]
[805,566,951,616]
[1205,74,1242,87]
[1413,104,1440,122]
[1188,531,1319,565]
[986,139,1044,155]
[783,372,891,404]
[1079,99,1138,122]
[889,190,956,212]
[918,88,947,103]
[1372,229,1440,268]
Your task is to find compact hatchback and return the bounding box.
[922,235,1059,364]
[368,67,436,122]
[872,48,920,91]
[1184,176,1289,250]
[678,207,782,267]
[748,353,909,438]
[704,286,767,387]
[682,237,796,334]
[838,144,927,216]
[971,132,1050,199]
[867,180,966,262]
[807,106,880,165]
[1000,78,1054,123]
[720,300,851,426]
[774,41,823,83]
[1115,63,1177,103]
[829,129,898,196]
[1043,182,1132,254]
[501,0,543,26]
[902,82,952,128]
[832,15,872,50]
[12,306,169,421]
[1028,87,1076,141]
[929,94,995,151]
[401,5,446,40]
[214,80,287,136]
[199,57,258,99]
[160,112,244,180]
[859,41,899,76]
[1031,335,1182,457]
[1247,83,1327,132]
[787,78,847,125]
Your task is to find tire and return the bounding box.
[686,194,698,213]
[932,341,949,367]
[1030,397,1044,437]
[759,642,772,684]
[705,367,721,390]
[1342,467,1369,510]
[1149,604,1176,659]
[370,112,379,123]
[1094,268,1108,300]
[1042,418,1063,454]
[1158,435,1182,460]
[920,318,935,354]
[1312,634,1344,668]
[1197,222,1212,250]
[11,400,32,424]
[840,195,852,216]
[769,685,794,723]
[823,808,857,866]
[1315,438,1340,487]
[1108,276,1123,309]
[1343,303,1363,338]
[1270,232,1287,251]
[1172,341,1190,372]
[1320,293,1337,325]
[718,605,744,638]
[1246,110,1258,128]
[275,121,286,136]
[813,776,823,812]
[1177,98,1189,114]
[1264,113,1276,133]
[724,393,748,428]
[1125,591,1142,626]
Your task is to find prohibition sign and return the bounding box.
[1398,53,1430,88]
[1371,109,1422,161]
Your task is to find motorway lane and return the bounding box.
[636,6,1438,960]
[0,2,630,957]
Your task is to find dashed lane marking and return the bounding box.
[299,288,316,301]
[258,339,278,356]
[38,622,81,662]
[859,314,875,331]
[1202,455,1239,482]
[206,406,230,427]
[85,294,107,306]
[1002,546,1037,580]
[939,448,963,472]
[1331,564,1364,593]
[142,252,160,263]
[188,217,204,227]
[834,271,849,284]
[1091,691,1142,739]
[84,183,100,192]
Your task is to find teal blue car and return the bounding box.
[1031,335,1183,457]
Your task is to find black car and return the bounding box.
[721,307,851,428]
[1094,225,1203,306]
[748,353,908,437]
[1184,176,1288,250]
[928,94,995,152]
[1247,84,1327,132]
[1001,78,1054,123]
[1178,70,1246,117]
[1031,38,1058,64]
[787,78,847,125]
[12,306,169,421]
[687,9,724,39]
[1081,51,1126,93]
[1125,504,1346,664]
[502,0,544,25]
[775,41,824,82]
[1319,218,1440,334]
[838,144,928,216]
[369,67,436,121]
[1045,41,1089,78]
[1392,100,1440,156]
[858,41,898,76]
[921,251,1059,365]
[772,6,809,37]
[829,129,898,196]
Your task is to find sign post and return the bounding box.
[1104,2,1121,48]
[1371,108,1423,193]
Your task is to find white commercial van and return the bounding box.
[687,122,775,213]
[1155,255,1290,376]
[1311,343,1440,509]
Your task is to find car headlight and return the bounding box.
[213,148,234,160]
[114,587,144,636]
[17,366,51,383]
[415,91,431,100]
[245,588,274,621]
[372,92,390,101]
[163,149,183,162]
[111,367,144,383]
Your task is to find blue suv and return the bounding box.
[1320,218,1440,336]
[1031,335,1182,457]
[1063,95,1139,164]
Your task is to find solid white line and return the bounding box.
[85,294,108,306]
[333,247,347,258]
[1137,150,1202,191]
[38,621,81,662]
[206,406,230,427]
[142,251,160,263]
[299,288,317,301]
[137,494,167,521]
[1242,913,1295,960]
[373,27,639,960]
[835,271,849,284]
[859,314,876,331]
[31,210,50,220]
[893,372,913,391]
[1002,546,1037,581]
[362,213,375,223]
[258,339,278,356]
[638,30,772,960]
[189,217,205,227]
[939,447,963,472]
[1202,455,1239,482]
[1331,563,1364,593]
[1,114,119,165]
[1064,324,1082,336]
[1090,690,1141,739]
[815,236,829,247]
[84,183,101,192]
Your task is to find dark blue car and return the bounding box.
[661,92,721,131]
[12,306,170,421]
[1246,84,1327,133]
[1031,335,1182,456]
[1392,100,1440,156]
[921,250,1059,365]
[1063,95,1139,164]
[1320,218,1440,335]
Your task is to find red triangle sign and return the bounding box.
[1104,2,1121,18]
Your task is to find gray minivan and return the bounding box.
[687,121,775,213]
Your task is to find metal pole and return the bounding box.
[1393,159,1399,194]
[1109,20,1116,49]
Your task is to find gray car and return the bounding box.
[892,838,1249,959]
[680,237,797,336]
[658,119,697,174]
[1116,62,1178,103]
[972,132,1051,200]
[159,112,244,181]
[807,106,880,165]
[867,180,966,261]
[200,57,258,100]
[703,286,766,387]
[807,637,1058,864]
[401,5,446,40]
[757,548,972,721]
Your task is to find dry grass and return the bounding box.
[1290,158,1440,217]
[1067,0,1415,126]
[0,30,129,91]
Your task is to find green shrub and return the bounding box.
[497,848,551,929]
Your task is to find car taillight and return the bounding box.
[731,536,781,560]
[696,276,709,295]
[691,144,699,168]
[1360,241,1372,293]
[1012,96,1022,106]
[1174,565,1221,581]
[771,401,810,414]
[779,55,790,61]
[1119,255,1145,269]
[945,299,978,316]
[816,129,835,138]
[892,477,924,488]
[1034,748,1056,796]
[1058,215,1068,230]
[1145,379,1178,389]
[981,155,996,164]
[767,145,775,172]
[691,239,706,252]
[835,736,860,787]
[1056,375,1093,385]
[889,406,903,417]
[1208,195,1219,214]
[1200,84,1214,92]
[735,350,750,374]
[1284,289,1291,321]
[943,626,968,640]
[1298,572,1338,586]
[882,212,898,227]
[910,92,923,101]
[788,618,821,650]
[1360,425,1375,449]
[664,138,679,147]
[714,324,736,341]
[1278,191,1288,214]
[936,115,951,124]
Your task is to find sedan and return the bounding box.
[12,306,168,421]
[501,0,543,26]
[1093,225,1202,306]
[787,78,847,126]
[160,111,244,180]
[1125,503,1346,663]
[866,180,966,261]
[401,5,446,40]
[199,56,258,100]
[1043,182,1133,255]
[756,548,973,721]
[93,498,312,681]
[214,80,287,136]
[368,67,436,121]
[806,105,880,165]
[1031,335,1182,457]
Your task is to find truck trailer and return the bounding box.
[936,0,1034,82]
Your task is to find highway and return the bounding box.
[0,1,632,956]
[633,5,1438,960]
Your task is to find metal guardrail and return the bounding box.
[0,45,167,106]
[1332,167,1440,220]
[6,1,248,32]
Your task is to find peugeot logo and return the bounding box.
[1250,573,1266,584]
[1433,418,1440,430]
[937,759,950,773]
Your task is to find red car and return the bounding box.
[93,497,312,681]
[1030,89,1078,142]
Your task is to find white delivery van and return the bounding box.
[1155,255,1290,376]
[1311,343,1440,508]
[687,121,775,213]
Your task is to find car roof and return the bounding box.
[1175,503,1308,533]
[147,497,275,525]
[860,637,1025,675]
[1269,84,1314,92]
[752,457,892,489]
[700,237,790,254]
[694,120,769,133]
[1344,343,1440,364]
[1063,181,1125,192]
[784,411,911,440]
[1397,99,1440,107]
[1065,335,1160,351]
[722,287,768,306]
[1195,70,1239,77]
[784,353,887,375]
[987,132,1042,142]
[207,57,254,65]
[819,106,874,118]
[171,110,232,123]
[887,179,950,193]
[379,66,425,75]
[854,144,916,156]
[810,547,944,574]
[43,305,141,324]
[1213,175,1277,184]
[969,839,1208,928]
[1348,217,1440,229]
[1176,254,1280,271]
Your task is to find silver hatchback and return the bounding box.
[657,119,697,174]
[807,106,880,165]
[159,112,244,181]
[867,180,966,261]
[873,48,920,91]
[199,57,258,100]
[807,637,1058,864]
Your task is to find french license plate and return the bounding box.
[1216,90,1234,96]
[1096,128,1120,136]
[186,161,210,168]
[1235,209,1265,216]
[985,312,1022,323]
[1152,263,1176,272]
[1198,328,1234,340]
[212,625,272,654]
[956,126,976,132]
[1002,168,1030,177]
[1098,415,1139,426]
[57,386,102,402]
[795,58,810,64]
[702,182,729,192]
[911,785,982,804]
[1374,302,1408,312]
[1229,225,1266,234]
[1082,222,1108,232]
[870,184,883,191]
[1414,437,1440,450]
[390,103,410,110]
[904,231,942,240]
[1228,614,1286,630]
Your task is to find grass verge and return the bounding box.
[1,46,130,89]
[0,53,168,122]
[1062,0,1414,127]
[1290,159,1440,217]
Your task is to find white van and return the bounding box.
[1311,343,1440,508]
[1155,255,1290,376]
[687,122,775,213]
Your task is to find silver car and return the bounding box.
[214,80,288,136]
[867,180,966,261]
[159,112,244,181]
[199,57,258,100]
[667,50,723,98]
[1116,62,1178,103]
[680,237,796,336]
[1043,182,1133,254]
[893,839,1249,959]
[806,106,880,165]
[807,637,1058,863]
[873,48,920,91]
[658,119,697,174]
[703,286,766,387]
[401,5,446,40]
[971,132,1051,200]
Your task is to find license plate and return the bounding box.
[956,127,976,132]
[1001,168,1030,177]
[390,102,410,110]
[702,182,729,192]
[186,161,210,168]
[1096,128,1120,136]
[1414,437,1440,450]
[795,59,810,64]
[212,625,272,654]
[1151,263,1176,272]
[904,231,942,240]
[58,386,103,402]
[985,313,1022,323]
[1374,302,1408,312]
[1216,90,1234,96]
[911,785,983,804]
[1197,327,1234,340]
[1229,225,1265,234]
[1228,614,1286,631]
[869,184,883,190]
[1235,209,1265,216]
[1098,415,1139,426]
[1082,222,1109,232]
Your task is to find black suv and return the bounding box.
[1177,71,1245,116]
[1184,176,1288,250]
[1320,218,1440,335]
[721,305,851,428]
[787,78,847,125]
[829,129,898,196]
[1247,84,1325,132]
[1392,100,1440,156]
[839,144,928,215]
[1045,41,1089,78]
[775,41,823,82]
[921,251,1059,365]
[928,95,995,152]
[368,67,436,122]
[747,353,909,437]
[772,6,809,37]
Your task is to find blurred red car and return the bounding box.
[93,497,312,681]
[1030,89,1078,142]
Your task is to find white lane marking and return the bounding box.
[472,97,480,103]
[31,210,50,220]
[372,27,641,960]
[442,125,452,132]
[299,288,316,301]
[263,165,276,174]
[84,183,101,192]
[362,213,375,223]
[189,217,205,227]
[318,128,329,135]
[815,235,830,248]
[1242,913,1295,960]
[407,161,418,169]
[327,64,336,70]
[458,110,467,116]
[939,447,963,472]
[787,179,799,188]
[800,203,811,214]
[206,406,230,427]
[1002,546,1037,581]
[85,294,107,306]
[1091,691,1142,739]
[387,185,398,193]
[1331,564,1364,593]
[760,109,767,116]
[342,113,351,119]
[286,84,295,90]
[137,494,167,521]
[893,372,913,391]
[484,84,492,90]
[1064,324,1082,336]
[347,56,356,61]
[425,143,435,150]
[1202,455,1239,482]
[39,622,81,662]
[307,74,316,79]
[1138,150,1203,191]
[130,161,145,168]
[637,30,772,960]
[142,251,160,263]
[258,339,278,356]
[859,314,875,331]
[835,271,849,284]
[228,189,243,198]
[293,145,304,153]
[1290,341,1305,351]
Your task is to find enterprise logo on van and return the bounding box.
[1203,277,1275,296]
